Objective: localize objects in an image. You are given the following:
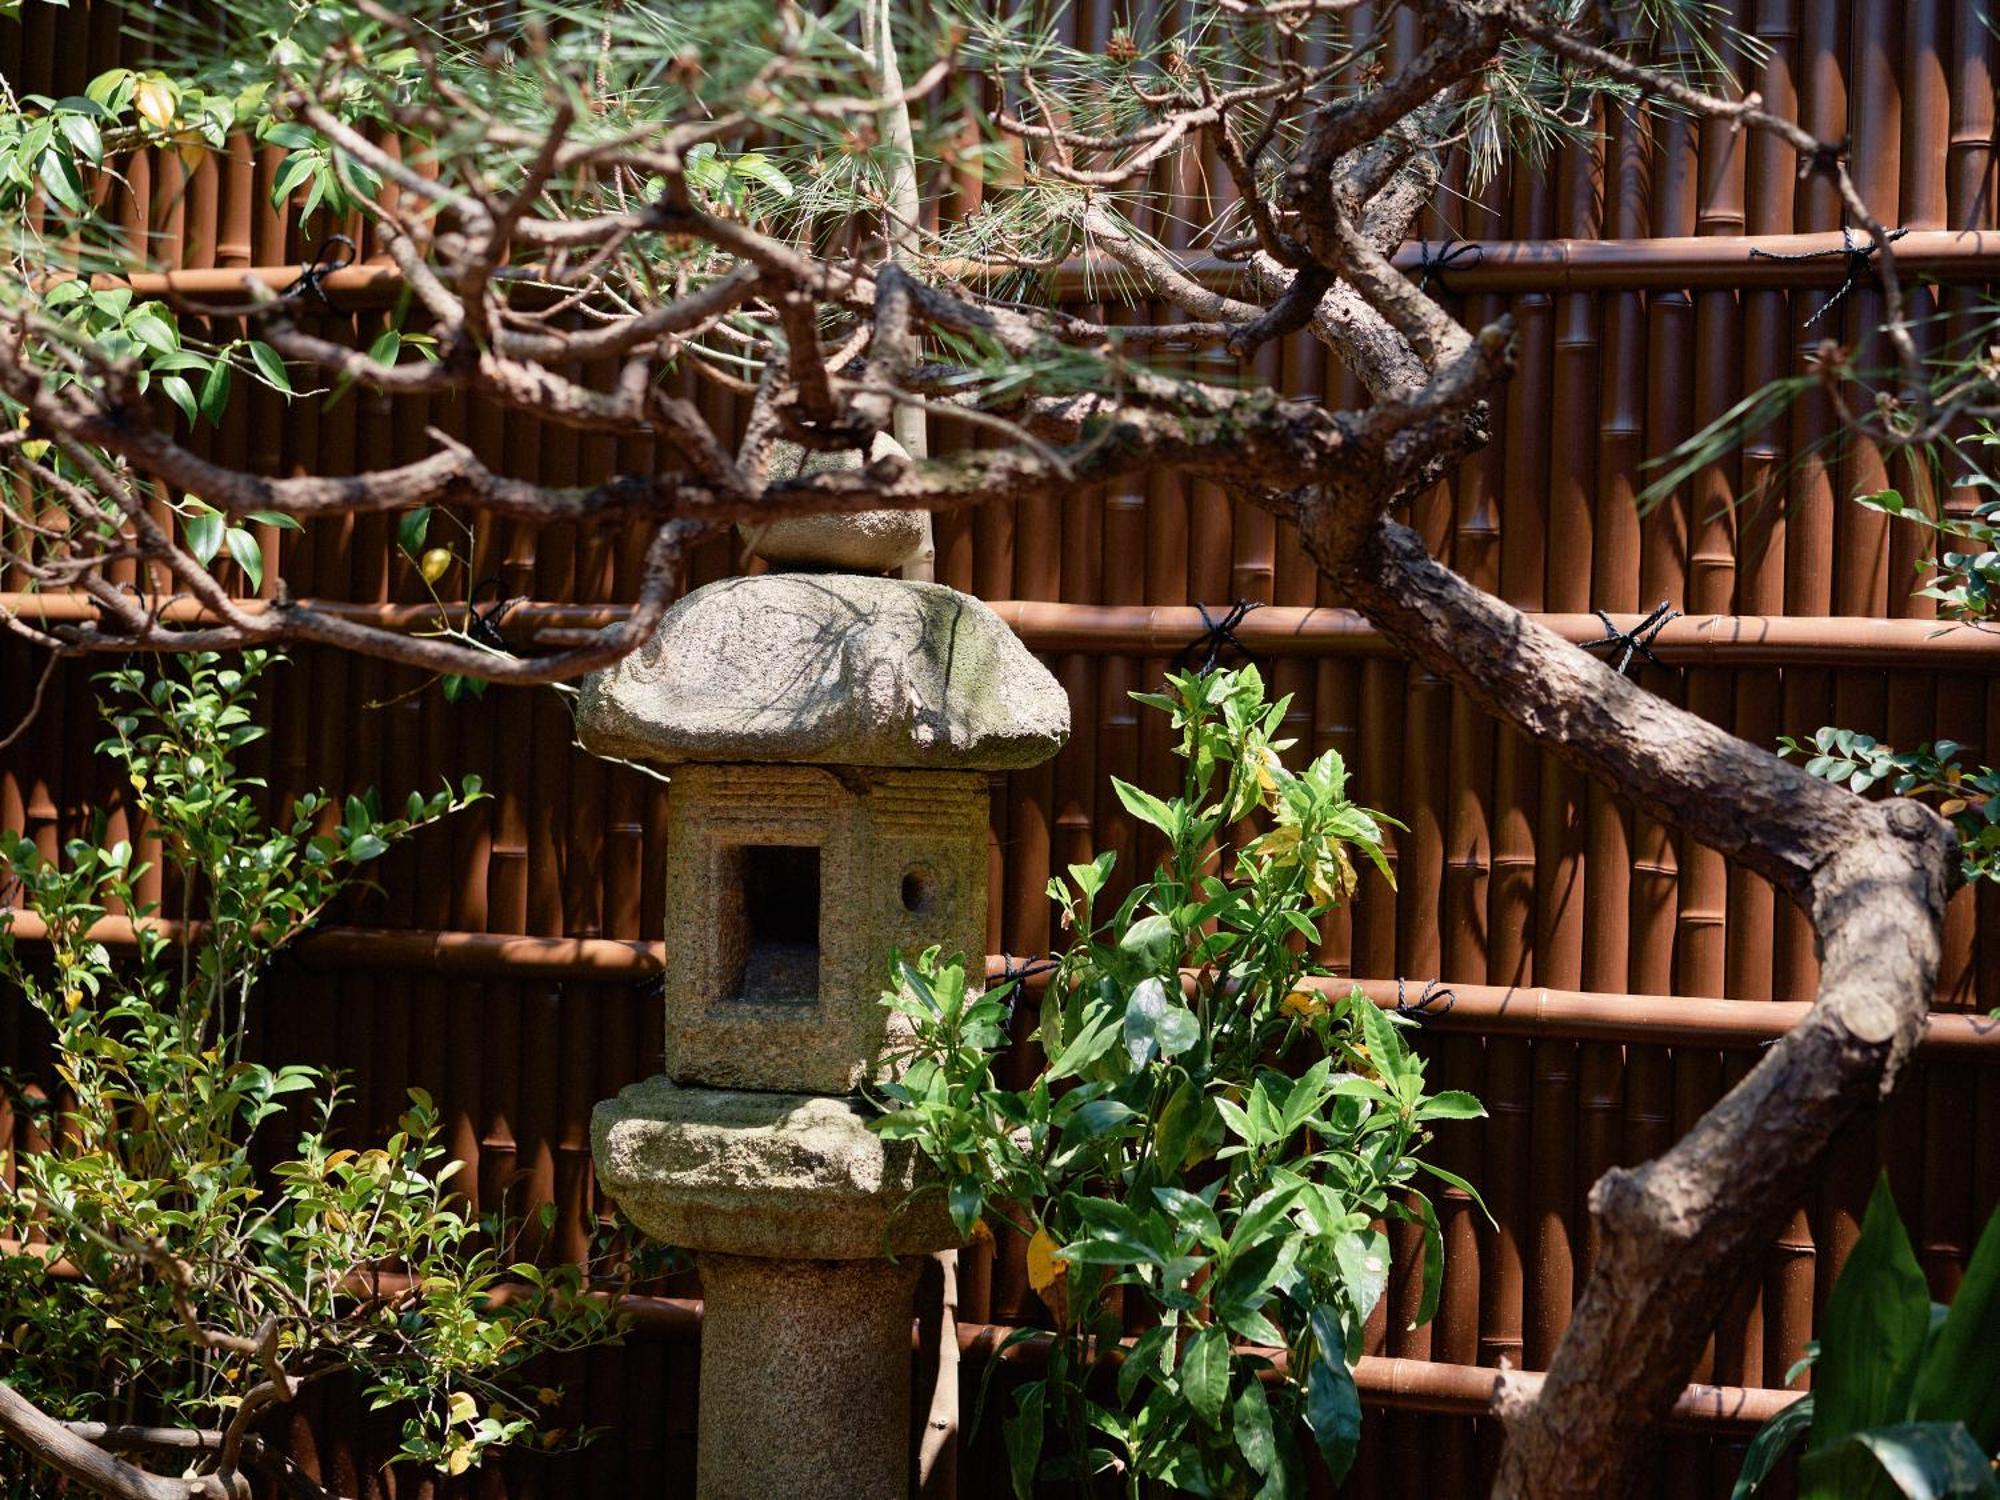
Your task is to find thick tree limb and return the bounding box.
[0,1382,246,1500]
[1284,486,1955,1500]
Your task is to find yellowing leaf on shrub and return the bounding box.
[133,78,176,130]
[1280,989,1324,1019]
[447,1390,477,1426]
[1027,1226,1066,1293]
[445,1440,473,1476]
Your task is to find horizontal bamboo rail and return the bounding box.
[7,912,1997,1054]
[102,229,2000,307]
[6,593,1996,668]
[0,1248,1793,1434]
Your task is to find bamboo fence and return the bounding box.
[1,0,1997,1494]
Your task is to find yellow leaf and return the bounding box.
[1939,798,1968,817]
[1026,1227,1066,1294]
[447,1390,478,1426]
[535,1387,561,1408]
[1280,990,1324,1019]
[445,1443,472,1476]
[420,547,453,584]
[133,78,176,131]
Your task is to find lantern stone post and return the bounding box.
[579,493,1068,1500]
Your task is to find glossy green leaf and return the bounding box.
[1811,1176,1931,1452]
[1732,1395,1812,1499]
[245,340,292,394]
[398,506,434,559]
[159,374,196,426]
[197,357,232,424]
[183,507,224,565]
[224,527,262,592]
[1303,1330,1361,1484]
[1909,1204,2000,1450]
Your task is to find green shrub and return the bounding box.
[0,653,610,1491]
[872,665,1484,1498]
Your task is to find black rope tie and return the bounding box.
[279,234,358,311]
[997,954,1060,985]
[1582,599,1679,677]
[1174,599,1263,674]
[465,576,525,653]
[1395,976,1456,1022]
[1748,225,1910,329]
[1415,238,1481,298]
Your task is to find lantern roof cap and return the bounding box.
[576,573,1070,771]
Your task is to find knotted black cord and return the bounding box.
[465,576,525,652]
[1415,238,1482,298]
[1394,975,1456,1022]
[1748,225,1910,328]
[1174,599,1264,674]
[1582,600,1679,677]
[278,235,358,311]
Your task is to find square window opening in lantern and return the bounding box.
[723,843,822,1004]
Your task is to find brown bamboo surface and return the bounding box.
[3,1,2000,1497]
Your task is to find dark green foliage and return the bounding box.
[872,667,1482,1497]
[1734,1177,2000,1500]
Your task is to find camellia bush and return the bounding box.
[872,667,1484,1497]
[0,654,613,1497]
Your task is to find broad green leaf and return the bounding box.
[1800,1421,1999,1500]
[1233,1376,1277,1477]
[1303,1330,1361,1482]
[57,111,102,163]
[1333,1229,1391,1324]
[729,152,795,197]
[1045,1001,1121,1082]
[1732,1395,1812,1499]
[159,374,196,426]
[1180,1325,1228,1427]
[128,309,179,355]
[1111,776,1179,838]
[1909,1204,2000,1450]
[198,358,231,424]
[224,528,262,592]
[1415,1090,1487,1122]
[1124,976,1198,1066]
[1004,1382,1044,1500]
[184,507,224,565]
[1810,1176,1931,1452]
[397,506,433,559]
[1118,913,1178,973]
[947,1177,982,1236]
[246,340,293,394]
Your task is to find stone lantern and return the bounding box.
[580,482,1068,1500]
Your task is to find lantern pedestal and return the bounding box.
[593,1079,963,1500]
[694,1252,924,1500]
